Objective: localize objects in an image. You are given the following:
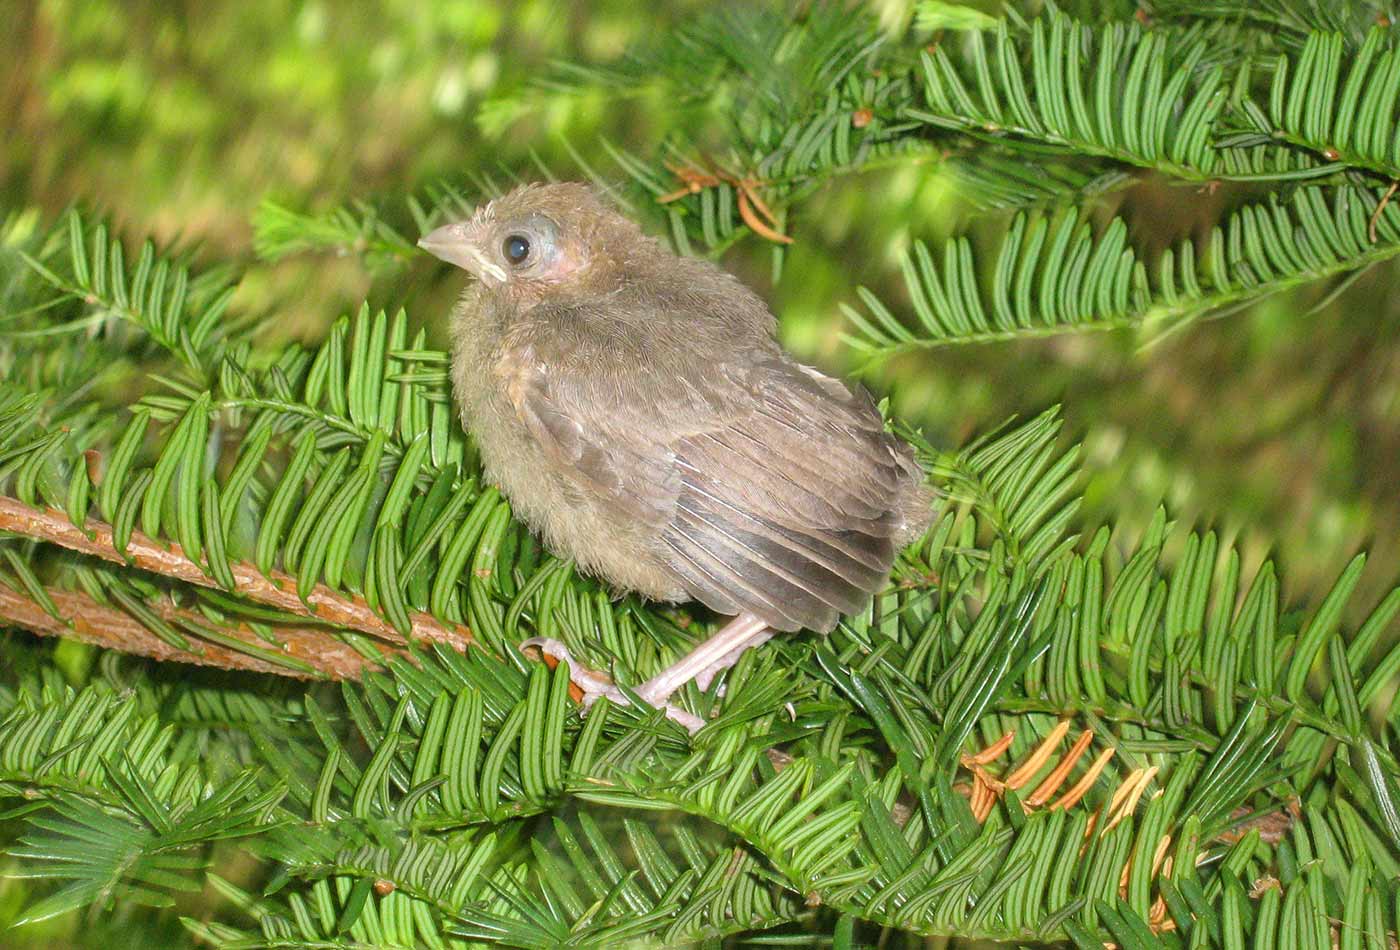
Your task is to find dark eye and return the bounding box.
[503,234,531,265]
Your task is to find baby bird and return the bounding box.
[419,182,931,730]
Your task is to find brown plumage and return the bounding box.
[420,182,931,726]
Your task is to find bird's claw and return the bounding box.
[519,637,706,733]
[519,637,621,705]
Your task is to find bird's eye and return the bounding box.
[503,234,531,265]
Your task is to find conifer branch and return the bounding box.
[0,582,377,679]
[9,6,1400,943]
[0,497,474,653]
[844,182,1400,355]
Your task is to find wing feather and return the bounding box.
[504,317,926,632]
[661,368,911,630]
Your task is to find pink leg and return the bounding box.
[519,611,774,734]
[635,612,772,706]
[693,627,775,692]
[519,637,705,732]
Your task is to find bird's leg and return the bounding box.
[520,612,773,733]
[692,627,775,693]
[519,637,706,732]
[635,612,772,707]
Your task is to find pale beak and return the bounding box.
[418,223,508,284]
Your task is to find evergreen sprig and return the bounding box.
[844,182,1400,354]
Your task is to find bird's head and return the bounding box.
[418,182,636,301]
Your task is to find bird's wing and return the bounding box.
[500,344,681,527]
[657,358,913,631]
[503,320,920,632]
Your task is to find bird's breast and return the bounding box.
[450,338,685,604]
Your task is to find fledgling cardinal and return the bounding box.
[419,182,931,731]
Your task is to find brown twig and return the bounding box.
[0,498,473,652]
[1219,800,1299,845]
[657,161,794,244]
[1371,180,1399,242]
[0,583,383,679]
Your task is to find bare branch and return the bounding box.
[0,583,384,679]
[0,498,474,653]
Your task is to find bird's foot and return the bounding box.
[519,637,706,733]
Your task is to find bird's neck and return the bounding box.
[448,287,511,423]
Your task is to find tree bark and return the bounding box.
[0,497,473,651]
[0,583,381,679]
